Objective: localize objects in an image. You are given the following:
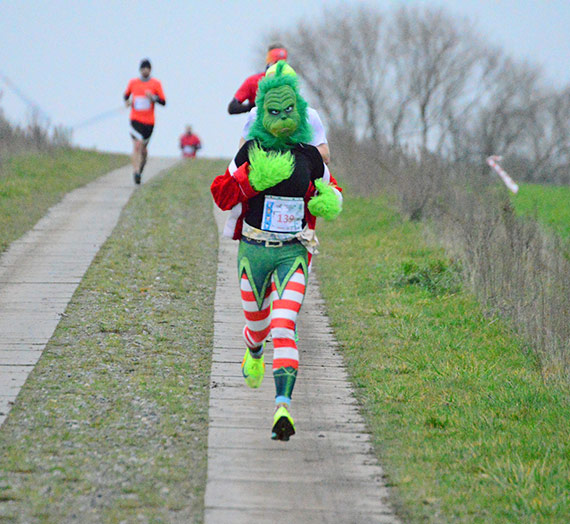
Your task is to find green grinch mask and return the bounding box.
[263,85,300,139]
[248,61,312,150]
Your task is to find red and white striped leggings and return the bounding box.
[241,267,306,371]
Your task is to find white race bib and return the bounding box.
[262,196,304,233]
[183,145,194,153]
[133,96,151,110]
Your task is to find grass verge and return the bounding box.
[512,183,570,242]
[0,158,225,522]
[316,193,570,523]
[0,149,128,254]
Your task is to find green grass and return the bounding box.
[1,157,568,522]
[512,183,570,241]
[0,158,225,522]
[315,193,570,523]
[0,149,128,253]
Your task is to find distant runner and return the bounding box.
[227,44,288,115]
[124,58,166,184]
[179,125,202,158]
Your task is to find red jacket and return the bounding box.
[180,133,201,158]
[211,155,342,240]
[234,72,265,107]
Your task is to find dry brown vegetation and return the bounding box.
[334,133,570,377]
[0,93,71,166]
[267,4,570,376]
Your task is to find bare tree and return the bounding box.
[547,88,570,182]
[346,8,389,147]
[454,56,542,171]
[523,88,570,182]
[260,3,570,182]
[262,5,387,144]
[389,6,481,154]
[285,9,362,135]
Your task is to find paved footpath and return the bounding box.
[205,208,401,524]
[0,159,176,426]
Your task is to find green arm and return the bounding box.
[248,144,295,192]
[308,178,342,220]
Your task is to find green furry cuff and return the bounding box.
[248,144,295,192]
[308,178,342,220]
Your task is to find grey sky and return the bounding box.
[1,0,569,159]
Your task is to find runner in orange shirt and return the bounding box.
[124,58,166,184]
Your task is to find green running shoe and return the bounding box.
[271,404,296,441]
[241,348,265,389]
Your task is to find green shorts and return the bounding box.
[238,240,308,310]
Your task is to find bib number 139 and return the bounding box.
[262,196,304,233]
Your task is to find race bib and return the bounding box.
[262,196,304,233]
[133,96,151,111]
[183,145,194,154]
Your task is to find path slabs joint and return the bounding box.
[0,159,177,425]
[204,207,400,524]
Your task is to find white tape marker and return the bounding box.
[486,155,519,194]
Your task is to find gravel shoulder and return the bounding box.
[0,158,225,522]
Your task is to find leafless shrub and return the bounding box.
[397,153,450,221]
[367,143,570,375]
[25,108,51,151]
[0,93,71,166]
[51,124,72,149]
[329,128,404,197]
[438,185,570,376]
[330,122,570,377]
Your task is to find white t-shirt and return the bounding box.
[241,106,328,146]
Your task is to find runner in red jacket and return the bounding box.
[179,126,202,158]
[124,58,166,184]
[227,44,288,115]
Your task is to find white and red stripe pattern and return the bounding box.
[241,274,272,348]
[486,155,519,194]
[271,268,305,370]
[240,268,306,370]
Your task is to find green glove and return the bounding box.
[248,143,294,192]
[308,178,342,220]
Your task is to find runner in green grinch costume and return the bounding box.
[211,61,342,441]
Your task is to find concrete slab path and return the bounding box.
[205,208,401,524]
[0,158,177,425]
